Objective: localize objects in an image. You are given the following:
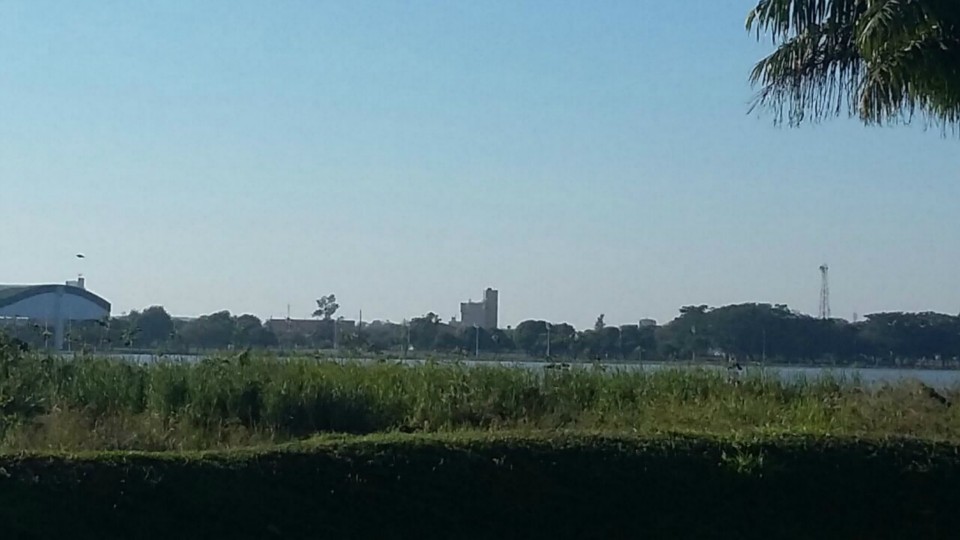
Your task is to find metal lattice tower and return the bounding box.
[818,264,830,319]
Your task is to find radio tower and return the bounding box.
[818,264,831,319]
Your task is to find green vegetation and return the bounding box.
[748,0,960,128]
[2,337,960,537]
[0,335,958,452]
[1,433,959,539]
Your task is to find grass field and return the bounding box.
[0,351,957,451]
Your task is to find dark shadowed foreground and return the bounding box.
[0,433,958,540]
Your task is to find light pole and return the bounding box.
[474,324,480,358]
[546,323,551,358]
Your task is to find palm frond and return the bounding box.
[748,0,960,130]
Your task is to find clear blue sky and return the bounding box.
[1,1,957,328]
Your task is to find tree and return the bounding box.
[656,305,713,360]
[858,312,960,366]
[514,320,548,355]
[362,321,404,353]
[747,0,960,129]
[619,325,643,359]
[234,314,278,348]
[313,294,339,320]
[132,306,174,347]
[594,314,606,331]
[337,326,369,353]
[456,325,501,355]
[409,312,443,350]
[102,316,133,349]
[488,329,516,353]
[180,311,235,350]
[547,323,577,356]
[435,329,464,353]
[597,327,621,358]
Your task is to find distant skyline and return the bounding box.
[2,1,958,329]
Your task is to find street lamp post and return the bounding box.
[546,323,551,358]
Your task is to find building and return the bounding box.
[460,288,498,329]
[0,278,111,350]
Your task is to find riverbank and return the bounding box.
[1,432,957,539]
[55,347,960,371]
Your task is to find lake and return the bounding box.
[94,353,960,389]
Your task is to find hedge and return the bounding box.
[0,434,957,539]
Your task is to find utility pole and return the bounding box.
[546,323,551,357]
[474,324,480,358]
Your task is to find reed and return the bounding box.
[0,350,957,451]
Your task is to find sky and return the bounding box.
[1,1,957,329]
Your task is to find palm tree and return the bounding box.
[747,0,960,129]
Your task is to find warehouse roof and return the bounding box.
[0,284,111,312]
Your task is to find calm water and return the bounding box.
[95,353,960,389]
[466,361,960,389]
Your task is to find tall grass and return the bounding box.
[0,351,957,451]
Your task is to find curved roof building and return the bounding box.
[0,278,111,349]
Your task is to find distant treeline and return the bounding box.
[3,303,960,366]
